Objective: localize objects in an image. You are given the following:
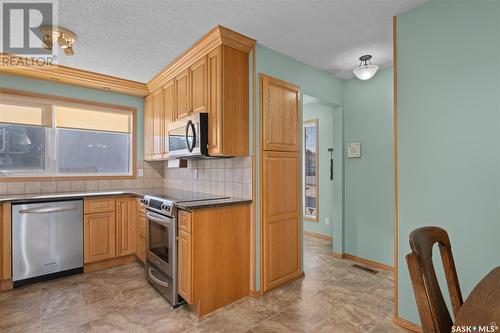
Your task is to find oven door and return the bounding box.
[146,211,175,277]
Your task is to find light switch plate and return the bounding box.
[138,168,144,177]
[347,143,361,158]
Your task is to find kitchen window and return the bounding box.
[304,119,318,221]
[0,91,135,179]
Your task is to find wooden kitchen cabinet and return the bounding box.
[144,94,154,160]
[261,74,301,152]
[84,211,116,263]
[116,197,136,257]
[152,88,165,159]
[178,229,192,303]
[260,74,302,293]
[175,68,191,120]
[84,197,116,214]
[207,45,249,156]
[190,56,208,114]
[145,26,255,158]
[262,150,301,291]
[177,204,250,316]
[163,79,174,158]
[135,198,146,263]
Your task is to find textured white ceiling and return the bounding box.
[55,0,427,82]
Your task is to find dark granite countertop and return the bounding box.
[0,188,251,210]
[176,198,252,211]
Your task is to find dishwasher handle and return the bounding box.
[18,205,80,214]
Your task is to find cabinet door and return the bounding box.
[163,79,174,158]
[175,69,190,120]
[144,95,154,160]
[178,230,192,303]
[262,151,300,291]
[84,212,116,263]
[152,89,165,159]
[190,56,208,114]
[207,46,223,155]
[116,197,135,257]
[261,74,301,152]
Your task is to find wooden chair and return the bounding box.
[406,226,464,333]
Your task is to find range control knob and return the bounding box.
[161,203,169,211]
[141,198,148,205]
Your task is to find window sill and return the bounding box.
[0,174,136,182]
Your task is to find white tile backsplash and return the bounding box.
[0,160,165,196]
[0,157,252,200]
[163,156,253,199]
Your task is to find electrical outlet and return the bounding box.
[325,217,330,225]
[194,169,198,180]
[138,168,144,177]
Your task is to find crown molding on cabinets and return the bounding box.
[0,53,149,97]
[147,25,256,92]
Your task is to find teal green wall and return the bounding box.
[255,44,344,290]
[397,1,500,323]
[343,68,394,266]
[0,74,144,160]
[302,97,342,239]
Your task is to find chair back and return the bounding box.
[406,226,463,333]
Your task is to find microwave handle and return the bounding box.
[185,120,196,152]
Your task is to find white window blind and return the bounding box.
[56,106,132,133]
[0,98,52,127]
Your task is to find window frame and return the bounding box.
[303,119,319,222]
[0,88,137,182]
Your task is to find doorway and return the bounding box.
[302,95,343,262]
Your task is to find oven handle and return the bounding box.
[146,212,172,227]
[148,268,170,288]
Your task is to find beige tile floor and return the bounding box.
[0,235,409,332]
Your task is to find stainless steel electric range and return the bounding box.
[140,190,228,307]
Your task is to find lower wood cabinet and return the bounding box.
[84,196,143,266]
[116,197,136,257]
[135,198,146,263]
[84,211,116,263]
[177,204,250,316]
[178,230,192,303]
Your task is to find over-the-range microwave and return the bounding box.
[167,112,209,159]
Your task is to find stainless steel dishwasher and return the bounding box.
[12,200,83,287]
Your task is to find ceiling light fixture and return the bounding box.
[353,55,379,80]
[40,25,77,56]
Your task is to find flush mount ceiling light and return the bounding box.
[40,25,77,56]
[353,55,379,80]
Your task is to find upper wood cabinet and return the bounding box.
[144,95,154,160]
[175,68,191,120]
[152,89,165,159]
[116,197,136,257]
[261,74,301,152]
[163,79,174,158]
[144,26,256,159]
[190,56,208,114]
[207,47,222,154]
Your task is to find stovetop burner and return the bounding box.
[140,189,228,216]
